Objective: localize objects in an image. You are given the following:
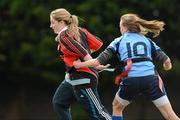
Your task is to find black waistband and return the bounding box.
[131,57,152,63]
[66,66,76,73]
[122,57,152,66]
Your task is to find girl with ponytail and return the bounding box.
[50,8,111,120]
[73,13,180,120]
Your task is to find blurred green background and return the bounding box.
[0,0,180,120]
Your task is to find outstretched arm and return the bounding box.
[74,47,115,69]
[73,54,100,68]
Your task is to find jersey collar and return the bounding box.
[55,26,68,42]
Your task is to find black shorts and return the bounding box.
[117,75,166,102]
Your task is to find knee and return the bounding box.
[52,96,63,112]
[52,96,70,112]
[112,98,125,116]
[52,100,68,113]
[52,98,59,111]
[112,99,121,110]
[52,94,58,106]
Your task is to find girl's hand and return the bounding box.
[163,57,172,71]
[95,64,110,71]
[73,59,82,68]
[73,58,99,68]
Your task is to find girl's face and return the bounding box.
[119,20,128,35]
[50,16,64,34]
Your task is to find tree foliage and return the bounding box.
[1,0,180,83]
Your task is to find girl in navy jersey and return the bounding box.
[73,13,180,120]
[50,8,111,120]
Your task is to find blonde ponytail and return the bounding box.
[137,19,165,37]
[121,13,165,38]
[67,15,80,42]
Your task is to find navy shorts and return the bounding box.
[117,75,166,102]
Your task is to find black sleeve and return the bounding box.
[96,48,116,65]
[148,37,169,63]
[153,49,168,63]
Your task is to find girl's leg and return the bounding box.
[112,98,124,116]
[112,94,130,120]
[52,80,76,120]
[153,96,180,120]
[74,87,111,120]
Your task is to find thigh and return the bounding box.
[53,80,76,105]
[74,87,111,119]
[142,75,166,101]
[74,87,102,111]
[75,87,99,106]
[118,77,139,101]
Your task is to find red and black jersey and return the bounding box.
[56,28,103,79]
